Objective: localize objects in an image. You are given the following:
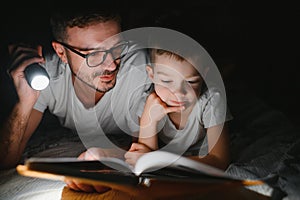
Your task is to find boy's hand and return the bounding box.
[77,147,107,160]
[144,92,184,123]
[124,143,152,166]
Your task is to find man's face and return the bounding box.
[64,20,122,93]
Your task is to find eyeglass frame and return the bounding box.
[54,40,129,67]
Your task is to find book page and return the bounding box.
[99,157,134,173]
[133,150,233,179]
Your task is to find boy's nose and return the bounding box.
[172,83,187,97]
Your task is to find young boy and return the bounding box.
[125,48,233,170]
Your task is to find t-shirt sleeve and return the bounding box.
[201,89,233,128]
[33,88,49,113]
[121,45,152,133]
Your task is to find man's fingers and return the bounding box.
[37,45,43,57]
[65,180,82,191]
[65,180,96,193]
[8,44,17,55]
[94,185,111,193]
[75,183,96,193]
[7,44,45,74]
[66,179,111,193]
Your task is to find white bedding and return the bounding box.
[1,92,299,200]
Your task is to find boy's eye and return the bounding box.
[161,80,172,83]
[187,80,199,84]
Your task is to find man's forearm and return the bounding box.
[0,103,32,169]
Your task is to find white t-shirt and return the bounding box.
[34,43,151,148]
[144,87,233,156]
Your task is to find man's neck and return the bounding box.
[72,76,105,109]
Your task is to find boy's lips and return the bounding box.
[169,100,186,106]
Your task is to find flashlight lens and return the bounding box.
[31,75,50,90]
[24,63,50,90]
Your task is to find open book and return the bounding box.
[17,150,264,190]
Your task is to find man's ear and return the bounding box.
[52,41,68,63]
[146,65,154,80]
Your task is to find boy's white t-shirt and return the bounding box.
[34,44,151,148]
[141,87,233,156]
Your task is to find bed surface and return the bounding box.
[1,85,299,200]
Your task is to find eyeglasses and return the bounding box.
[55,40,129,67]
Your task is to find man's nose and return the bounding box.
[101,53,118,71]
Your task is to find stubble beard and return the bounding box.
[95,78,117,93]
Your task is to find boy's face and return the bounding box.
[148,54,204,110]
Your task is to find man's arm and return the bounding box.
[0,44,45,169]
[0,108,43,169]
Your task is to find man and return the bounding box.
[0,6,150,183]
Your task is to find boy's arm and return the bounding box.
[124,106,159,166]
[189,123,230,171]
[138,108,159,151]
[138,92,184,150]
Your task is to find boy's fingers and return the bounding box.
[129,143,140,151]
[165,106,184,114]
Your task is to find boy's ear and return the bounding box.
[146,65,154,80]
[52,41,68,63]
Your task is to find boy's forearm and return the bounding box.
[138,116,158,150]
[0,103,32,169]
[189,154,230,171]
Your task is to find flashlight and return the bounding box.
[24,63,50,90]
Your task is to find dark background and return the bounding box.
[1,0,300,128]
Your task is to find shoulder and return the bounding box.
[41,52,67,80]
[198,87,233,125]
[199,87,225,104]
[197,87,228,117]
[121,41,149,68]
[118,41,151,86]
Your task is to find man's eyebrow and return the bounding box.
[74,47,96,51]
[74,46,105,52]
[75,41,121,52]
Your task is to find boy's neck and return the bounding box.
[168,106,194,130]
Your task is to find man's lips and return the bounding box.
[98,73,115,82]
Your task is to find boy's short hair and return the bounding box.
[149,47,208,92]
[150,48,186,64]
